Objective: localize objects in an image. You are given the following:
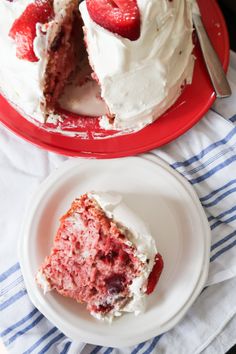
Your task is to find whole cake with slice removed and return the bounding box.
[0,0,194,131]
[36,192,164,321]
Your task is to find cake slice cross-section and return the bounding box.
[36,192,164,321]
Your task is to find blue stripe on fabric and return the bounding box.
[211,230,236,251]
[23,327,58,354]
[0,263,20,283]
[171,127,236,169]
[0,275,24,297]
[0,289,27,311]
[210,238,236,262]
[211,214,236,231]
[230,114,236,123]
[90,346,102,354]
[142,335,163,354]
[210,220,222,230]
[191,155,236,185]
[213,205,236,221]
[209,205,236,230]
[202,187,236,208]
[0,308,38,337]
[38,333,65,354]
[131,342,146,354]
[5,314,44,346]
[60,341,72,354]
[200,179,236,202]
[219,213,236,225]
[183,143,236,177]
[104,348,113,354]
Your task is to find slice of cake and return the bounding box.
[36,192,163,321]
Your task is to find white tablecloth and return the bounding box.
[0,52,236,354]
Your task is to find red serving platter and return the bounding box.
[0,0,230,158]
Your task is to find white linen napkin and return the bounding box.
[0,51,236,354]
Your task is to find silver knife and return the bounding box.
[192,1,231,98]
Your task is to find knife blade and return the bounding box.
[192,1,231,98]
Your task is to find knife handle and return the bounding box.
[193,13,231,98]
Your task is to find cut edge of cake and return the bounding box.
[39,0,88,119]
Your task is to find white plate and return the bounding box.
[19,156,211,347]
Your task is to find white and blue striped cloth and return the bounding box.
[1,51,236,354]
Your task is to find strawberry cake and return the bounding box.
[0,0,194,131]
[36,192,164,321]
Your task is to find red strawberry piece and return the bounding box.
[9,0,54,62]
[86,0,140,41]
[146,253,164,295]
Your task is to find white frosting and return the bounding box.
[0,1,49,121]
[192,0,201,15]
[89,191,157,321]
[36,270,52,294]
[79,0,195,131]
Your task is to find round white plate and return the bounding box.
[19,156,211,347]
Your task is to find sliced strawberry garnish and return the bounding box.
[146,253,164,295]
[9,0,54,62]
[86,0,140,41]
